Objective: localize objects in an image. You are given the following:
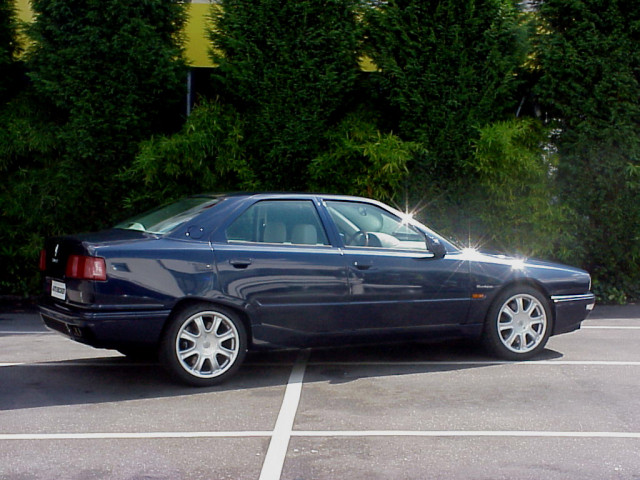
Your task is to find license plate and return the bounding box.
[51,280,66,300]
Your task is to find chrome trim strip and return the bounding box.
[551,293,596,303]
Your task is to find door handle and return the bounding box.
[353,261,372,270]
[230,259,252,269]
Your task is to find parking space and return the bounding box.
[1,307,639,479]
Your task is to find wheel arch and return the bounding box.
[161,297,254,348]
[485,278,555,325]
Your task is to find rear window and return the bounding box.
[115,196,220,234]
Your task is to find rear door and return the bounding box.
[213,199,350,340]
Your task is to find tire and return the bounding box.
[160,303,247,387]
[482,286,552,360]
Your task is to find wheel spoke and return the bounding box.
[519,332,529,349]
[210,355,221,372]
[524,299,536,316]
[530,315,544,326]
[193,353,207,373]
[193,316,206,335]
[499,320,514,332]
[180,348,197,361]
[526,326,541,342]
[503,305,516,319]
[218,345,236,358]
[179,329,199,343]
[212,315,223,335]
[515,297,524,314]
[217,330,236,343]
[503,330,517,347]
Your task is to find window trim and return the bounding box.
[224,199,332,247]
[324,199,429,253]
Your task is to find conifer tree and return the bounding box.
[364,0,528,179]
[0,0,21,102]
[210,0,362,189]
[536,0,640,300]
[0,0,187,294]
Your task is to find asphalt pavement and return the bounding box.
[0,305,639,479]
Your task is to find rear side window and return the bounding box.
[115,196,220,234]
[226,200,330,246]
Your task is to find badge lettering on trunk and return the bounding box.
[52,243,60,264]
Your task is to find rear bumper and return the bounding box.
[38,300,171,349]
[551,293,596,335]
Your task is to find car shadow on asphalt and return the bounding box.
[0,340,563,411]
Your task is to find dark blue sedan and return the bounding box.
[38,193,595,386]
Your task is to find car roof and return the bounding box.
[210,192,379,203]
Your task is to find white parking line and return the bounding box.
[259,350,309,480]
[0,360,300,368]
[586,318,640,323]
[0,361,155,368]
[583,326,640,329]
[1,430,638,441]
[307,361,640,366]
[0,431,271,440]
[294,430,640,439]
[0,331,51,334]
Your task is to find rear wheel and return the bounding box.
[482,286,552,360]
[160,303,247,387]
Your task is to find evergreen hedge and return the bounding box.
[0,0,638,302]
[0,0,187,294]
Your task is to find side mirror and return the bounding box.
[426,236,446,259]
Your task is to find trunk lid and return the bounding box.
[41,229,152,305]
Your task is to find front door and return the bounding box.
[324,200,471,331]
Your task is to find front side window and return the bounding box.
[326,201,427,250]
[226,200,330,246]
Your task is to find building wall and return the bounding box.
[13,0,216,68]
[12,0,374,71]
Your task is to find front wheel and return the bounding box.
[160,304,247,387]
[482,287,552,360]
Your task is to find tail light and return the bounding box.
[66,255,107,281]
[39,249,47,271]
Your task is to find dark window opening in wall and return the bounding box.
[186,67,219,116]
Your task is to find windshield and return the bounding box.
[114,196,221,234]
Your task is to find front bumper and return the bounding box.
[38,300,171,350]
[551,293,596,335]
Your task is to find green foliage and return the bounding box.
[129,0,407,207]
[123,99,257,210]
[535,0,640,300]
[309,109,418,202]
[361,0,550,264]
[364,0,529,176]
[0,0,188,295]
[210,0,363,189]
[1,0,639,304]
[0,0,22,103]
[26,0,188,167]
[467,118,569,257]
[0,90,70,295]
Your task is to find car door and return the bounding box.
[213,198,350,343]
[323,199,471,331]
